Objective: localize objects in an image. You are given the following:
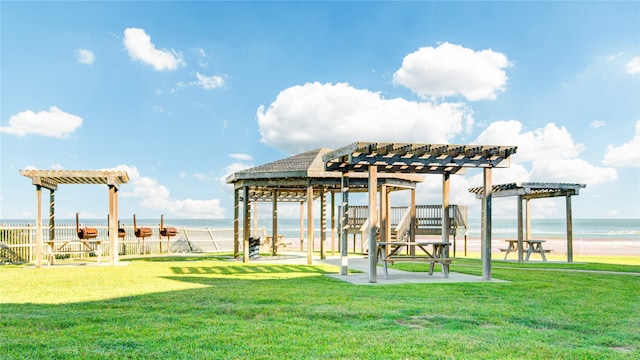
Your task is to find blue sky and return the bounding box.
[1,1,639,220]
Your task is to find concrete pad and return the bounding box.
[251,252,506,285]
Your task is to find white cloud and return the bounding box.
[473,120,617,187]
[229,153,253,161]
[75,48,95,65]
[193,173,211,182]
[220,161,253,186]
[1,106,83,138]
[111,164,225,219]
[196,72,224,89]
[626,56,640,74]
[529,158,616,185]
[51,164,64,170]
[590,120,606,128]
[474,120,584,162]
[392,42,511,101]
[257,82,473,154]
[603,120,640,167]
[123,28,185,71]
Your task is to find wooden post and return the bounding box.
[380,184,388,243]
[299,201,304,250]
[442,174,450,258]
[272,190,278,256]
[252,200,258,237]
[233,188,239,258]
[49,190,55,245]
[368,166,378,283]
[410,187,416,256]
[243,186,250,263]
[307,185,314,265]
[481,168,492,280]
[35,185,42,268]
[320,187,326,260]
[108,184,118,265]
[525,199,531,241]
[331,191,336,256]
[340,173,349,275]
[517,195,524,262]
[566,195,574,263]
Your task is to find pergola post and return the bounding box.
[243,186,250,263]
[272,190,278,256]
[517,195,524,262]
[368,166,378,283]
[525,199,531,241]
[49,190,55,245]
[320,187,326,260]
[252,200,258,238]
[299,201,304,250]
[233,188,239,258]
[410,187,416,256]
[340,173,349,275]
[380,184,388,243]
[442,174,450,258]
[482,168,493,281]
[306,185,314,265]
[566,195,574,263]
[108,184,118,265]
[35,185,43,268]
[331,191,336,256]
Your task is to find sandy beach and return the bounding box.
[282,236,640,257]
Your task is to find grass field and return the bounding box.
[1,254,639,359]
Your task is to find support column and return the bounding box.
[340,174,349,275]
[331,191,336,256]
[35,185,43,268]
[320,187,326,260]
[233,188,239,258]
[517,195,524,262]
[252,200,258,237]
[108,184,118,265]
[272,190,278,256]
[380,184,388,243]
[368,166,378,283]
[566,195,574,263]
[410,188,416,243]
[525,199,531,241]
[243,187,250,262]
[299,201,304,250]
[481,168,493,280]
[49,190,55,245]
[442,174,450,257]
[307,185,314,265]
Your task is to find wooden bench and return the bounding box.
[262,235,291,255]
[382,256,455,278]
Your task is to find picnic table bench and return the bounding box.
[45,239,103,265]
[501,239,551,261]
[377,241,454,278]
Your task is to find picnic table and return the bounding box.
[377,241,453,279]
[501,239,550,261]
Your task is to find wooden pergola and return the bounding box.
[19,169,130,268]
[225,148,424,265]
[468,182,586,262]
[322,142,517,282]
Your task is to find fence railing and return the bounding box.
[0,221,240,263]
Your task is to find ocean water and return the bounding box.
[2,218,638,242]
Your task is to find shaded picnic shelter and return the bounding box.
[468,182,586,262]
[225,148,424,264]
[19,169,130,268]
[228,142,518,283]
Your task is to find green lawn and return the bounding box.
[1,255,639,359]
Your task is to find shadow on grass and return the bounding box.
[169,264,330,275]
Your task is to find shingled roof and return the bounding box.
[226,148,423,202]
